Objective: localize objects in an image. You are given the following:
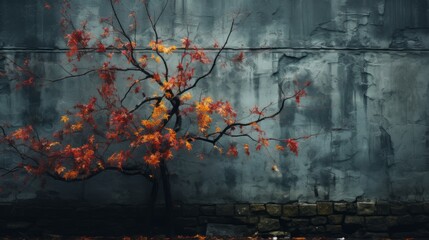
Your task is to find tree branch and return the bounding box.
[178,19,235,96]
[109,0,153,78]
[193,85,310,145]
[129,96,163,114]
[144,1,169,83]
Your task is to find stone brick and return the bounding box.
[258,218,280,232]
[365,216,388,232]
[247,216,259,225]
[250,204,266,213]
[268,231,290,237]
[303,225,325,233]
[182,226,200,235]
[216,204,234,216]
[414,215,429,223]
[397,215,414,225]
[279,216,292,226]
[346,202,357,213]
[198,216,209,225]
[0,203,12,218]
[200,205,216,216]
[7,206,35,218]
[328,214,344,224]
[344,215,364,225]
[326,224,342,234]
[297,226,314,233]
[289,218,309,227]
[391,232,424,239]
[232,216,247,224]
[367,232,390,238]
[407,203,424,215]
[201,216,234,224]
[314,226,326,233]
[5,221,31,230]
[282,204,299,217]
[175,217,198,227]
[234,204,249,216]
[390,203,407,215]
[317,201,333,215]
[266,204,281,216]
[386,216,399,227]
[424,202,429,214]
[299,203,317,216]
[172,204,182,216]
[182,204,199,217]
[334,202,347,213]
[205,224,252,236]
[154,205,167,217]
[376,201,390,215]
[357,201,376,215]
[311,216,327,225]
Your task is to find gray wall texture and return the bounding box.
[1,0,429,204]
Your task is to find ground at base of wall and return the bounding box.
[1,237,429,240]
[1,200,429,238]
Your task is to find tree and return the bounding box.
[0,0,309,233]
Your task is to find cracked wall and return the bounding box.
[1,0,429,204]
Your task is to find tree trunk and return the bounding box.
[148,177,158,235]
[159,158,174,235]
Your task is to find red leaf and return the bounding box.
[44,2,51,10]
[250,106,264,116]
[16,77,35,89]
[227,145,238,157]
[295,89,307,104]
[181,37,191,49]
[232,52,245,63]
[96,42,106,53]
[190,48,210,64]
[98,62,116,84]
[213,41,219,48]
[65,29,91,60]
[286,138,299,156]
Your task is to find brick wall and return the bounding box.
[1,201,429,238]
[175,201,429,238]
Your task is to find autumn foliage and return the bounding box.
[0,0,308,184]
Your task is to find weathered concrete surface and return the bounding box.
[1,0,429,204]
[2,0,429,49]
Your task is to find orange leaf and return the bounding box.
[185,141,192,151]
[11,126,33,141]
[272,165,279,172]
[243,144,250,156]
[60,115,69,123]
[63,170,79,180]
[275,144,285,151]
[144,152,162,165]
[55,166,66,175]
[108,150,130,169]
[70,122,83,132]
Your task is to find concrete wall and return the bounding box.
[1,0,429,204]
